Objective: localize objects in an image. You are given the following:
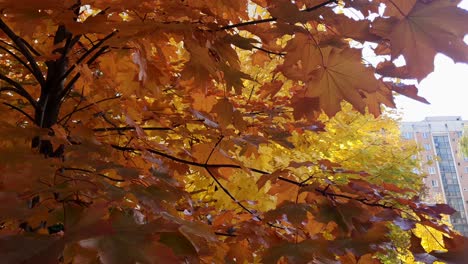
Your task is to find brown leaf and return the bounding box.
[306,47,380,115]
[371,1,468,80]
[390,83,429,104]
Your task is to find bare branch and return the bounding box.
[58,32,116,100]
[0,75,38,109]
[60,30,117,82]
[205,136,224,164]
[252,46,285,56]
[220,0,337,30]
[93,126,172,132]
[0,44,35,73]
[0,18,45,86]
[315,188,395,209]
[2,102,35,122]
[110,144,270,175]
[62,167,125,182]
[206,167,261,220]
[58,95,121,124]
[61,87,85,126]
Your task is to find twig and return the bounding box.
[205,136,224,164]
[59,31,116,83]
[2,102,35,122]
[206,168,260,220]
[0,76,38,109]
[214,232,236,237]
[62,87,85,126]
[315,188,395,209]
[220,0,337,30]
[0,44,35,74]
[58,95,121,124]
[0,18,45,86]
[63,167,125,182]
[93,126,172,132]
[252,46,285,56]
[110,144,270,175]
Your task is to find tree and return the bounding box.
[0,0,467,263]
[461,128,468,157]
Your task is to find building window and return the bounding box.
[402,132,413,139]
[465,167,468,174]
[428,167,436,174]
[427,155,433,161]
[422,132,428,138]
[424,144,431,151]
[431,180,438,187]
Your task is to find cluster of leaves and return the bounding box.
[0,0,467,263]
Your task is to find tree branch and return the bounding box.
[62,167,125,182]
[61,87,85,126]
[252,45,285,56]
[60,31,116,83]
[314,188,395,209]
[110,144,270,175]
[93,126,172,132]
[0,75,38,109]
[58,95,121,124]
[0,18,45,86]
[0,39,21,52]
[206,168,261,220]
[0,44,35,74]
[58,32,115,101]
[2,102,35,122]
[220,0,337,30]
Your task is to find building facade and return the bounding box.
[401,116,468,236]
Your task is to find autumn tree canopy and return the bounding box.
[0,0,467,263]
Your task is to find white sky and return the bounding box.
[395,1,468,121]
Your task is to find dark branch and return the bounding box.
[61,87,85,126]
[221,18,275,31]
[214,232,236,237]
[86,46,109,65]
[59,73,80,100]
[0,75,38,109]
[63,167,125,182]
[315,188,395,209]
[0,44,35,74]
[58,95,121,124]
[2,102,35,122]
[206,168,260,220]
[205,136,224,164]
[58,32,116,100]
[0,39,21,52]
[93,126,172,132]
[60,31,116,83]
[252,46,285,56]
[220,0,337,30]
[110,144,270,175]
[0,18,45,86]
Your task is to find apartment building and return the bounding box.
[401,116,468,236]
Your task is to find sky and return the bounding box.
[394,1,468,121]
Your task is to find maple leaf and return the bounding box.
[302,47,380,116]
[0,0,466,263]
[372,0,468,80]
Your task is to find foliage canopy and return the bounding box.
[0,0,467,263]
